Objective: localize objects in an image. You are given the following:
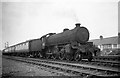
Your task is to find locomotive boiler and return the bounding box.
[46,23,89,45]
[41,23,94,61]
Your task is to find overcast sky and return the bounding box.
[1,0,119,50]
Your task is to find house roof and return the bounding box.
[89,36,120,45]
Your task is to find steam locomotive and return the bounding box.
[2,23,100,61]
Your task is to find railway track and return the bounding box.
[37,57,120,68]
[3,55,120,78]
[78,59,120,68]
[93,55,120,61]
[32,55,120,68]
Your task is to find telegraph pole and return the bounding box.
[7,42,9,48]
[5,43,6,48]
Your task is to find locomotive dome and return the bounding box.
[63,28,69,32]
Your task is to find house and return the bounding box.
[89,33,120,55]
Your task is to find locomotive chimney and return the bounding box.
[75,23,81,27]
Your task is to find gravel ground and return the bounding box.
[2,56,63,77]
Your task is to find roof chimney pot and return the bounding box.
[100,35,103,40]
